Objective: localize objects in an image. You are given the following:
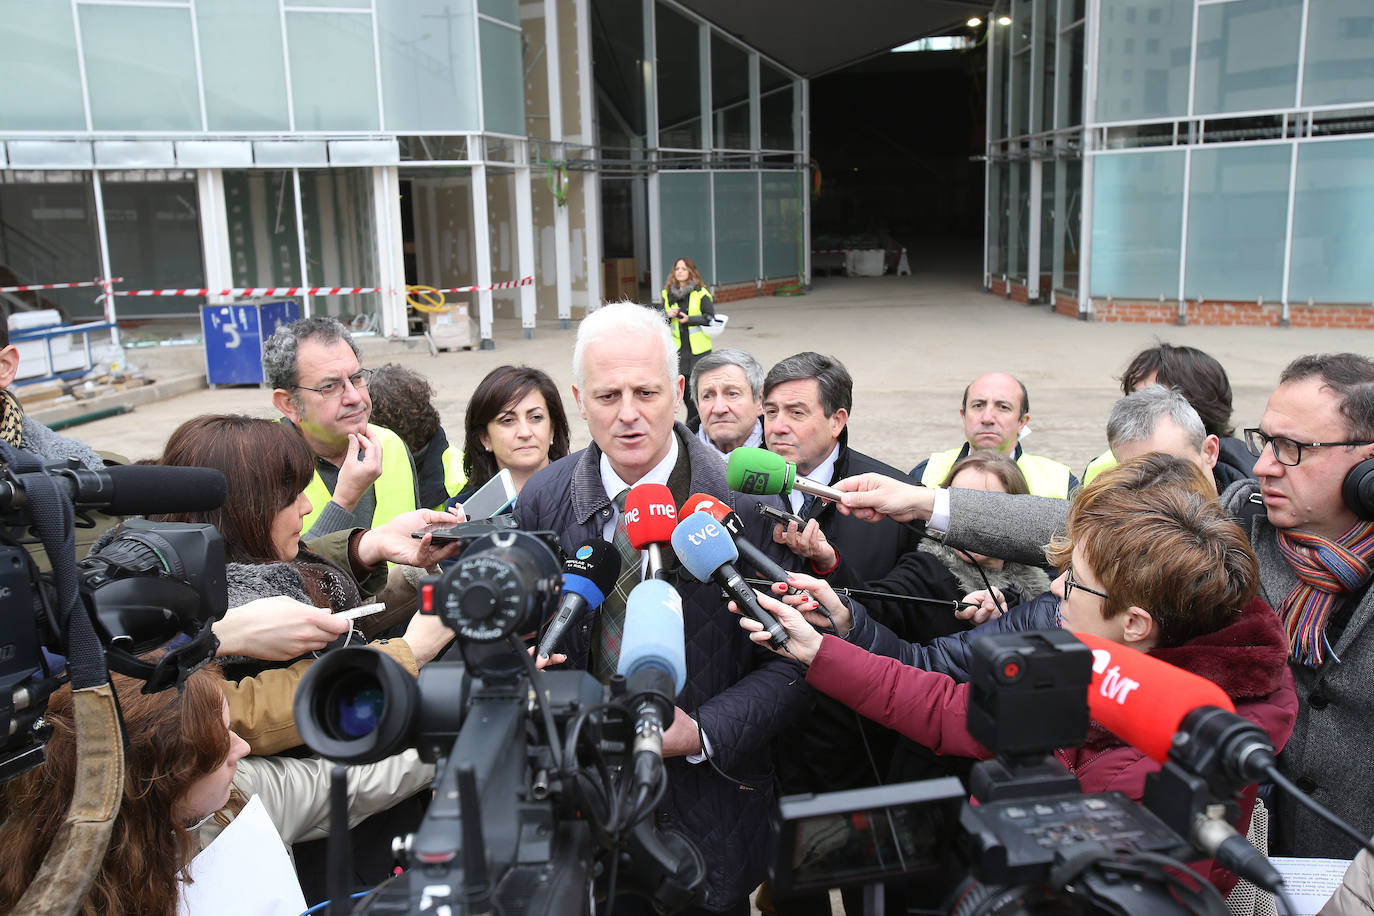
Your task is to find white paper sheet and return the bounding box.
[1269,856,1351,916]
[179,795,307,916]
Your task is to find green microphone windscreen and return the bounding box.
[726,447,795,495]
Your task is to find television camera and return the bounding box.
[294,524,705,915]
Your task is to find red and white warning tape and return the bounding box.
[0,277,121,293]
[110,276,534,298]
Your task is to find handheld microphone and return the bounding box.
[1075,631,1236,764]
[0,463,228,516]
[624,483,677,581]
[618,579,687,789]
[726,447,844,503]
[670,510,789,650]
[681,493,801,596]
[536,539,619,660]
[1075,635,1288,891]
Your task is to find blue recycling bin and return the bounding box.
[201,300,301,386]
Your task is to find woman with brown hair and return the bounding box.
[452,365,570,505]
[0,663,431,914]
[661,257,714,424]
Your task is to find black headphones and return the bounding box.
[1343,456,1374,521]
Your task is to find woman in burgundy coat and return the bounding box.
[739,460,1297,896]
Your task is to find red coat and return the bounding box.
[805,597,1298,894]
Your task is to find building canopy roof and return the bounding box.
[675,0,984,76]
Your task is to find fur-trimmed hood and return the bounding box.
[917,539,1051,604]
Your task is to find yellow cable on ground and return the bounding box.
[407,285,450,312]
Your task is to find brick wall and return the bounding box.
[1054,291,1078,318]
[992,290,1374,328]
[711,277,802,303]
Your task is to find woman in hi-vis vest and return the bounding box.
[661,256,714,424]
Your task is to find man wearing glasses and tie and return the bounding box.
[265,316,419,538]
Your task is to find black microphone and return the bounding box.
[537,539,620,660]
[0,463,228,516]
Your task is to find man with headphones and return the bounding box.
[1221,353,1374,861]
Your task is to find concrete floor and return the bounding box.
[70,243,1369,475]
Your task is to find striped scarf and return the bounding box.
[1277,520,1374,667]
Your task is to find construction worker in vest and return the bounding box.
[909,371,1078,499]
[366,362,467,510]
[662,256,714,426]
[264,317,419,538]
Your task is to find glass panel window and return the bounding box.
[80,5,200,130]
[760,62,795,151]
[1039,0,1057,133]
[1038,162,1054,291]
[592,0,646,153]
[0,1,85,130]
[0,173,104,318]
[223,170,300,290]
[1194,0,1301,115]
[479,0,520,25]
[103,176,206,317]
[1089,150,1185,299]
[1302,0,1374,107]
[1056,24,1083,128]
[286,12,379,131]
[1184,144,1288,302]
[378,0,479,132]
[481,20,525,135]
[1289,138,1374,305]
[1011,49,1031,136]
[656,4,701,149]
[1053,158,1082,292]
[300,169,378,320]
[1095,0,1191,123]
[712,35,750,150]
[988,163,1005,276]
[659,172,713,284]
[713,171,758,284]
[761,171,802,278]
[198,0,289,131]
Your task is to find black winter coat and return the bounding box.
[514,423,812,911]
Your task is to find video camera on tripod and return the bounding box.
[293,523,705,915]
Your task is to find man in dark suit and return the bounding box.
[515,303,809,916]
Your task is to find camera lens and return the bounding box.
[324,672,387,740]
[294,647,420,765]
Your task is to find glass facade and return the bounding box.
[988,0,1374,310]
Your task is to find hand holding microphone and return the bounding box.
[733,572,853,664]
[726,447,844,503]
[681,493,803,595]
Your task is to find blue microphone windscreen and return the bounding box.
[560,572,606,608]
[618,579,687,693]
[669,510,739,582]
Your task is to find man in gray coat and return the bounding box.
[836,355,1374,860]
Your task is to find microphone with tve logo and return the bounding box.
[623,483,677,581]
[671,510,788,650]
[680,493,801,595]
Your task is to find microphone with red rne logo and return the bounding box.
[623,483,678,581]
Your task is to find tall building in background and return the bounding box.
[984,0,1374,327]
[0,0,806,347]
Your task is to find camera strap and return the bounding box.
[0,441,109,692]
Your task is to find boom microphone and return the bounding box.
[670,510,788,650]
[536,539,619,661]
[618,579,687,791]
[1075,631,1236,764]
[681,493,801,595]
[0,463,228,516]
[726,447,844,503]
[624,484,677,581]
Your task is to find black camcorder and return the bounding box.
[0,445,229,782]
[294,524,705,915]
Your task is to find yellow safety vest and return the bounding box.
[662,287,714,356]
[301,423,418,531]
[440,443,467,509]
[920,446,1075,500]
[1082,448,1117,486]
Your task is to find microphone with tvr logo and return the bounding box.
[726,447,844,503]
[623,483,677,581]
[536,539,620,661]
[670,510,789,650]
